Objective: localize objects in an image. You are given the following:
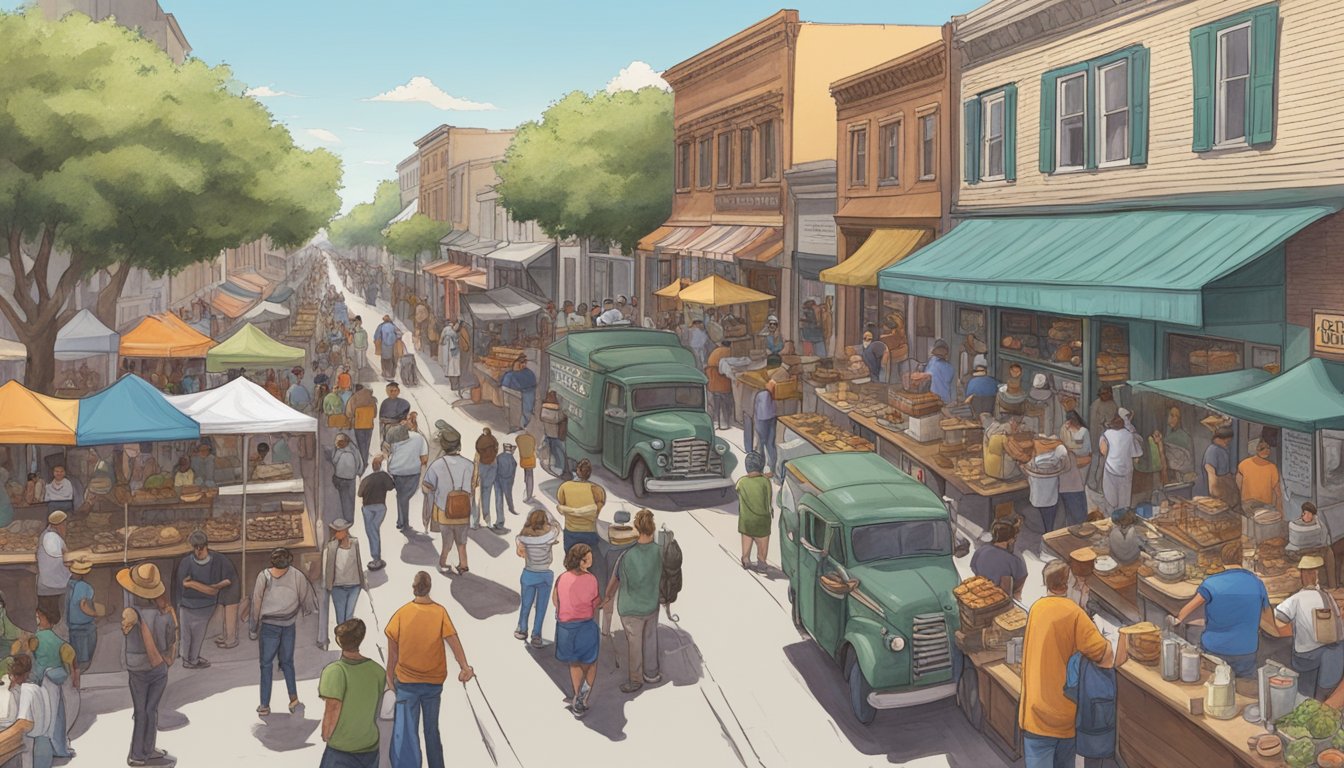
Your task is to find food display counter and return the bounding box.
[779,414,874,454]
[1042,526,1143,623]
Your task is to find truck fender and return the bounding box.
[626,444,658,479]
[843,621,888,676]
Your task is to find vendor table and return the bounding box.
[1042,528,1142,623]
[778,415,874,455]
[1116,660,1276,768]
[473,362,504,407]
[980,660,1023,760]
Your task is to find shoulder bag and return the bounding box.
[1314,586,1343,646]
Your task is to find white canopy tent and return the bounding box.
[0,338,25,361]
[55,308,120,387]
[242,301,292,325]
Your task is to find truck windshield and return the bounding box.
[632,385,705,413]
[850,520,951,563]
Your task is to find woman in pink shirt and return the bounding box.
[552,543,601,718]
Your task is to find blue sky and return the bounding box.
[9,0,980,212]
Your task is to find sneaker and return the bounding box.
[194,657,211,668]
[571,698,588,719]
[181,659,198,669]
[146,750,166,760]
[513,630,527,640]
[256,705,271,716]
[643,673,663,685]
[530,636,544,649]
[127,760,147,767]
[288,697,301,713]
[619,681,643,694]
[579,680,591,703]
[368,559,386,571]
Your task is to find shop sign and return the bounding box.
[551,359,592,399]
[797,215,837,255]
[1312,309,1344,360]
[715,191,780,212]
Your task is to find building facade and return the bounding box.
[40,0,191,63]
[397,152,421,208]
[414,125,514,224]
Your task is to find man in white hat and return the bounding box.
[1271,554,1344,698]
[323,519,367,630]
[117,563,177,766]
[36,510,73,622]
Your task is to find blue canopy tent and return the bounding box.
[77,374,201,446]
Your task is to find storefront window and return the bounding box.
[998,311,1084,371]
[1167,333,1243,377]
[1319,430,1344,508]
[1097,322,1130,384]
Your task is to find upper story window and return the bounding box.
[919,113,937,181]
[760,120,778,181]
[848,125,868,186]
[878,120,900,185]
[1191,4,1278,151]
[964,86,1017,184]
[982,91,1007,180]
[697,137,713,188]
[1038,45,1149,173]
[716,132,732,188]
[676,142,691,191]
[739,127,755,185]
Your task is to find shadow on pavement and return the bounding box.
[250,706,321,752]
[467,528,511,558]
[398,533,441,566]
[781,640,1010,768]
[448,570,520,620]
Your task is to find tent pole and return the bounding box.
[241,436,249,615]
[123,501,129,565]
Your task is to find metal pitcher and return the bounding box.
[1161,637,1182,681]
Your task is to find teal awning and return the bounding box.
[878,206,1338,326]
[1209,358,1344,432]
[1129,368,1273,409]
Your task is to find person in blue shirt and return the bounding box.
[66,559,98,671]
[1173,541,1272,678]
[500,356,539,429]
[374,315,401,379]
[962,364,1000,418]
[924,338,956,404]
[333,295,348,326]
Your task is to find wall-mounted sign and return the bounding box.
[796,215,837,255]
[715,191,780,213]
[1313,309,1344,360]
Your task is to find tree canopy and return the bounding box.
[495,87,673,254]
[0,9,343,391]
[385,214,451,262]
[329,180,403,251]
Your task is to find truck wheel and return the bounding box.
[631,459,650,499]
[844,650,877,725]
[957,664,981,730]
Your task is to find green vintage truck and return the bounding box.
[546,328,736,497]
[779,452,969,724]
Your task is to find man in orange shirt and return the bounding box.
[385,571,473,768]
[706,340,735,430]
[1238,438,1283,511]
[1019,561,1117,768]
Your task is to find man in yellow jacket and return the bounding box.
[345,384,378,464]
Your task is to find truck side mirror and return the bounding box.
[954,535,971,559]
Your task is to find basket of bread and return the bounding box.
[954,576,1011,629]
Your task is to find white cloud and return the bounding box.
[305,128,340,144]
[366,76,497,111]
[346,127,367,132]
[605,61,670,94]
[362,160,390,166]
[246,85,297,98]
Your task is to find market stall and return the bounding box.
[53,309,119,397]
[462,286,549,351]
[471,344,532,408]
[778,413,874,454]
[118,312,216,393]
[206,322,306,373]
[242,300,292,327]
[675,275,775,358]
[0,337,25,384]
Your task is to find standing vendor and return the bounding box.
[1271,555,1344,699]
[1152,406,1195,485]
[1196,425,1236,502]
[1172,541,1273,678]
[44,465,75,515]
[859,331,888,384]
[917,338,953,403]
[1238,437,1283,512]
[970,519,1027,599]
[1099,411,1143,511]
[963,364,999,418]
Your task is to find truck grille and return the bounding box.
[670,437,722,475]
[910,613,952,678]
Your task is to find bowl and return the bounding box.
[1094,556,1118,575]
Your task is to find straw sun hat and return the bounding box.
[116,562,165,599]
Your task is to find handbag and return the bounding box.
[1315,587,1343,646]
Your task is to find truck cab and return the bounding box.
[778,452,968,725]
[547,329,736,497]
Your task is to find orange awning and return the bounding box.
[229,270,272,294]
[423,261,460,278]
[0,380,80,445]
[119,312,217,357]
[210,289,256,319]
[736,228,784,263]
[637,225,675,252]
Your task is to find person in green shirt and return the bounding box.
[736,452,773,571]
[319,618,386,768]
[604,509,663,694]
[33,604,78,759]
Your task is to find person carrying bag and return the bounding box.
[1273,555,1344,698]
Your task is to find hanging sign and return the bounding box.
[1312,309,1344,360]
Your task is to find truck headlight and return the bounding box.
[651,439,665,451]
[656,454,668,467]
[889,636,905,652]
[714,442,727,454]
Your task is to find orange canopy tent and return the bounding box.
[0,380,80,445]
[118,313,216,358]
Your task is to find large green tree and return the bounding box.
[329,179,402,255]
[495,87,673,254]
[0,10,342,392]
[385,214,452,263]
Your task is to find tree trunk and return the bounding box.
[21,321,62,395]
[93,265,133,329]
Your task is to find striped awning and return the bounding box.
[678,225,782,262]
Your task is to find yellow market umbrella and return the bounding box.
[676,275,774,308]
[0,380,80,445]
[654,278,691,299]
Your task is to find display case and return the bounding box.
[1166,333,1243,377]
[997,311,1084,372]
[1096,322,1130,383]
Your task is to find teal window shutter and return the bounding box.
[1190,25,1216,152]
[963,99,982,184]
[1129,47,1151,164]
[1084,68,1099,169]
[1248,5,1279,145]
[1039,72,1058,174]
[1003,84,1018,182]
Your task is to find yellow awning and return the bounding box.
[0,380,80,445]
[654,278,691,299]
[820,228,932,287]
[677,275,774,307]
[637,225,675,252]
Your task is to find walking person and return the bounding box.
[350,316,369,382]
[330,433,365,525]
[750,387,778,477]
[516,432,538,503]
[735,452,773,570]
[554,543,601,718]
[65,559,100,672]
[706,340,734,429]
[36,510,72,623]
[556,460,606,557]
[540,391,570,479]
[421,427,474,575]
[250,547,318,716]
[357,456,395,571]
[29,605,77,760]
[385,571,474,768]
[345,384,378,465]
[378,382,411,447]
[495,443,519,518]
[515,509,560,648]
[1274,556,1344,698]
[175,530,235,670]
[117,563,177,767]
[319,619,385,768]
[473,428,501,531]
[374,316,400,380]
[324,519,368,630]
[604,510,663,694]
[387,416,428,533]
[0,654,55,768]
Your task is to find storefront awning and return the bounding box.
[425,261,488,287]
[877,206,1339,326]
[388,200,418,228]
[55,309,118,360]
[1208,358,1344,432]
[119,313,217,358]
[637,225,675,251]
[228,270,272,295]
[268,286,295,304]
[652,226,710,253]
[462,287,549,323]
[467,240,501,257]
[219,280,260,300]
[677,275,774,307]
[0,380,79,445]
[1130,368,1274,409]
[677,225,779,261]
[822,228,932,287]
[483,241,554,266]
[210,289,256,319]
[243,301,291,324]
[737,229,784,264]
[441,230,479,249]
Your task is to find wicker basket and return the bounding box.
[957,594,1011,631]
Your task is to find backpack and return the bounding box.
[658,525,683,617]
[1064,651,1117,759]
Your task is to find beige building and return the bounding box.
[414,125,514,224]
[397,152,421,209]
[40,0,190,63]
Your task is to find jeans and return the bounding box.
[710,391,734,427]
[1203,648,1258,678]
[518,569,554,638]
[354,429,373,464]
[494,474,515,515]
[476,463,498,526]
[1023,732,1076,768]
[361,503,386,561]
[68,622,96,669]
[259,623,297,707]
[545,437,568,477]
[521,390,535,428]
[333,476,357,524]
[752,416,778,474]
[41,667,70,757]
[331,585,360,627]
[1036,504,1059,533]
[128,666,168,762]
[392,473,419,529]
[391,681,443,768]
[320,747,379,768]
[1061,491,1089,527]
[1294,642,1344,697]
[180,605,216,664]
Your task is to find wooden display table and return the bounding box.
[1116,660,1277,768]
[473,362,504,407]
[779,415,874,454]
[1041,528,1142,622]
